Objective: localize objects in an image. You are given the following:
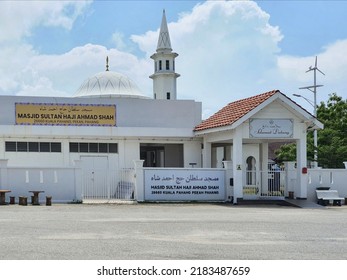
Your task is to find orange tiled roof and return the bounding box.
[194,90,280,132]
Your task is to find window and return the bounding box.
[40,142,50,152]
[98,143,108,153]
[29,142,39,152]
[246,156,256,185]
[109,143,118,153]
[69,142,118,154]
[89,143,98,153]
[159,60,162,70]
[69,142,78,153]
[155,61,157,72]
[166,60,170,70]
[166,92,171,100]
[79,143,88,153]
[5,141,61,153]
[51,143,61,153]
[5,142,16,152]
[17,142,28,152]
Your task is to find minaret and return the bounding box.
[150,10,180,100]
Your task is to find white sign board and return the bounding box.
[250,119,293,138]
[144,169,225,201]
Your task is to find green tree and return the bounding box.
[275,143,296,162]
[316,93,347,168]
[275,93,347,168]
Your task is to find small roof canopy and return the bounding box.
[194,90,323,134]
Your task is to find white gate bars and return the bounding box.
[82,168,135,202]
[243,169,286,199]
[261,169,286,197]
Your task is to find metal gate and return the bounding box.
[243,167,286,199]
[82,168,135,202]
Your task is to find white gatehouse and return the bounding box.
[194,90,323,204]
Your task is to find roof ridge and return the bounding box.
[227,89,279,105]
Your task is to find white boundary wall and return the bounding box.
[307,168,347,202]
[2,158,347,204]
[0,160,80,203]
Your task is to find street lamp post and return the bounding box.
[293,94,314,107]
[296,56,325,169]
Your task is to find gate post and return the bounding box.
[74,160,83,201]
[232,127,243,204]
[223,161,233,202]
[133,160,145,201]
[0,160,9,188]
[296,137,308,199]
[284,161,296,198]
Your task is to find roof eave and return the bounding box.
[194,90,324,135]
[194,123,236,136]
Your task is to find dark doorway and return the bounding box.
[140,143,183,167]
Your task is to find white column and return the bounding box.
[223,160,233,202]
[260,143,268,196]
[202,139,211,168]
[284,161,296,198]
[73,160,83,201]
[296,136,308,199]
[118,140,126,169]
[134,160,145,201]
[232,127,243,204]
[0,159,9,187]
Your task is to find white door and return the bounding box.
[81,156,109,199]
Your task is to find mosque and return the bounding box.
[0,11,322,203]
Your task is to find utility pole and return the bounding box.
[299,56,325,168]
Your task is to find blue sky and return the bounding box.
[1,0,347,117]
[257,1,347,56]
[27,1,202,56]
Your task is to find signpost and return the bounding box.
[144,169,225,201]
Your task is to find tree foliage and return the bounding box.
[275,93,347,168]
[316,93,347,168]
[275,143,296,162]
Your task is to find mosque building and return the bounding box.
[0,11,322,203]
[1,11,201,171]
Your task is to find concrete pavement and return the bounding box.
[1,203,347,260]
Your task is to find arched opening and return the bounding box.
[246,156,256,185]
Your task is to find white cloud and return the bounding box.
[0,1,92,94]
[0,0,346,119]
[276,40,347,107]
[0,1,91,42]
[1,43,151,98]
[133,0,347,117]
[133,1,284,117]
[111,32,127,51]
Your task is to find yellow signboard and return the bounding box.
[15,103,116,126]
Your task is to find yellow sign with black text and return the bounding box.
[15,103,116,126]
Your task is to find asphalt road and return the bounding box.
[1,202,347,260]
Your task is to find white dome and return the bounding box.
[74,71,148,99]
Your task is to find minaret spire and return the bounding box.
[106,56,109,71]
[157,9,172,52]
[150,10,180,100]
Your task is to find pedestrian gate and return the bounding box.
[82,168,135,202]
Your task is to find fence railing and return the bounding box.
[243,170,286,198]
[82,168,135,202]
